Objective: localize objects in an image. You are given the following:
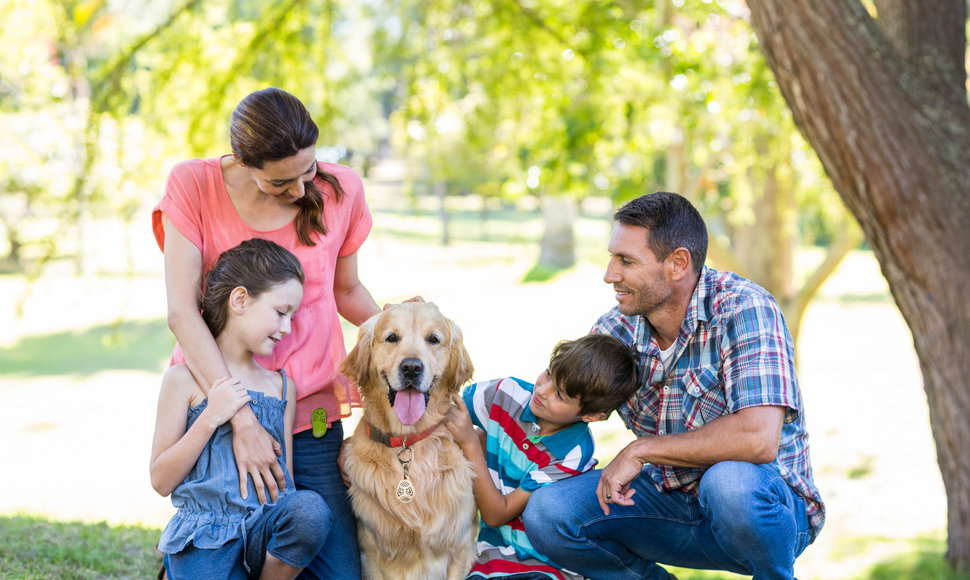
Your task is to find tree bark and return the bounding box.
[538,195,576,269]
[747,0,970,570]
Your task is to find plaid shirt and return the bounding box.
[592,266,825,537]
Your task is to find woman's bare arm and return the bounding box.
[162,218,285,503]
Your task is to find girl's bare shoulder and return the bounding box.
[160,364,205,405]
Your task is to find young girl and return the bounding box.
[151,238,329,580]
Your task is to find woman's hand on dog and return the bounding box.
[383,296,425,311]
[445,394,479,451]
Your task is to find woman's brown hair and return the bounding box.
[230,87,344,246]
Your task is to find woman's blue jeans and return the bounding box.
[292,421,362,580]
[523,461,814,580]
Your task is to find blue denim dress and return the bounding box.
[158,373,294,555]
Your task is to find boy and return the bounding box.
[445,334,639,580]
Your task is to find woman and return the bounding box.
[153,87,380,579]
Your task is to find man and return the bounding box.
[523,192,824,580]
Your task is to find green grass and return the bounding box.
[521,262,571,283]
[864,539,970,580]
[0,515,162,579]
[0,319,172,379]
[0,513,964,580]
[665,535,968,580]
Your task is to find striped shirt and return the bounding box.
[592,266,825,537]
[463,377,596,579]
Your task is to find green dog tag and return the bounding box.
[311,408,327,438]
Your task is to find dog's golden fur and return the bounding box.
[341,302,476,580]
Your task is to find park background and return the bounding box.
[0,0,966,578]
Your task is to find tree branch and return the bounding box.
[91,0,205,112]
[186,0,308,153]
[496,0,587,59]
[789,217,863,342]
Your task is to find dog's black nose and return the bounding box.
[400,357,424,378]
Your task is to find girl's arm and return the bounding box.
[150,368,251,497]
[163,219,286,503]
[333,252,380,326]
[284,374,297,475]
[445,395,532,528]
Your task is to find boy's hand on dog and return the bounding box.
[445,394,478,450]
[337,439,352,488]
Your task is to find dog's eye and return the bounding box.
[385,333,399,343]
[426,334,440,345]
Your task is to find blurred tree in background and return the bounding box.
[0,0,386,278]
[373,0,858,341]
[1,0,856,344]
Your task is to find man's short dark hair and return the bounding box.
[548,334,639,415]
[614,191,708,274]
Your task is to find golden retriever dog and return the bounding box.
[341,302,476,580]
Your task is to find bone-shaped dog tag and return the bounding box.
[396,477,414,503]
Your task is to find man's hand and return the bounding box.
[596,439,646,515]
[231,409,285,504]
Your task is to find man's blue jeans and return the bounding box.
[292,421,361,580]
[523,461,815,580]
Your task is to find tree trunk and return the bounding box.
[538,195,576,269]
[747,0,970,570]
[434,180,450,246]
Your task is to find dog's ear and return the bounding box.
[342,314,377,387]
[446,320,474,389]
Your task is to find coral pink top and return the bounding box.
[152,157,372,433]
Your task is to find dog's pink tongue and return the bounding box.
[393,388,426,426]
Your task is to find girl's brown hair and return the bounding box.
[201,238,305,338]
[230,87,344,246]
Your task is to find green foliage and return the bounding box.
[0,515,162,579]
[0,0,388,274]
[2,0,858,325]
[373,0,853,282]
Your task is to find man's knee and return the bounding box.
[698,461,765,504]
[698,462,795,536]
[522,484,549,526]
[523,484,560,550]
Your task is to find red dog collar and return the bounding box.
[365,422,442,448]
